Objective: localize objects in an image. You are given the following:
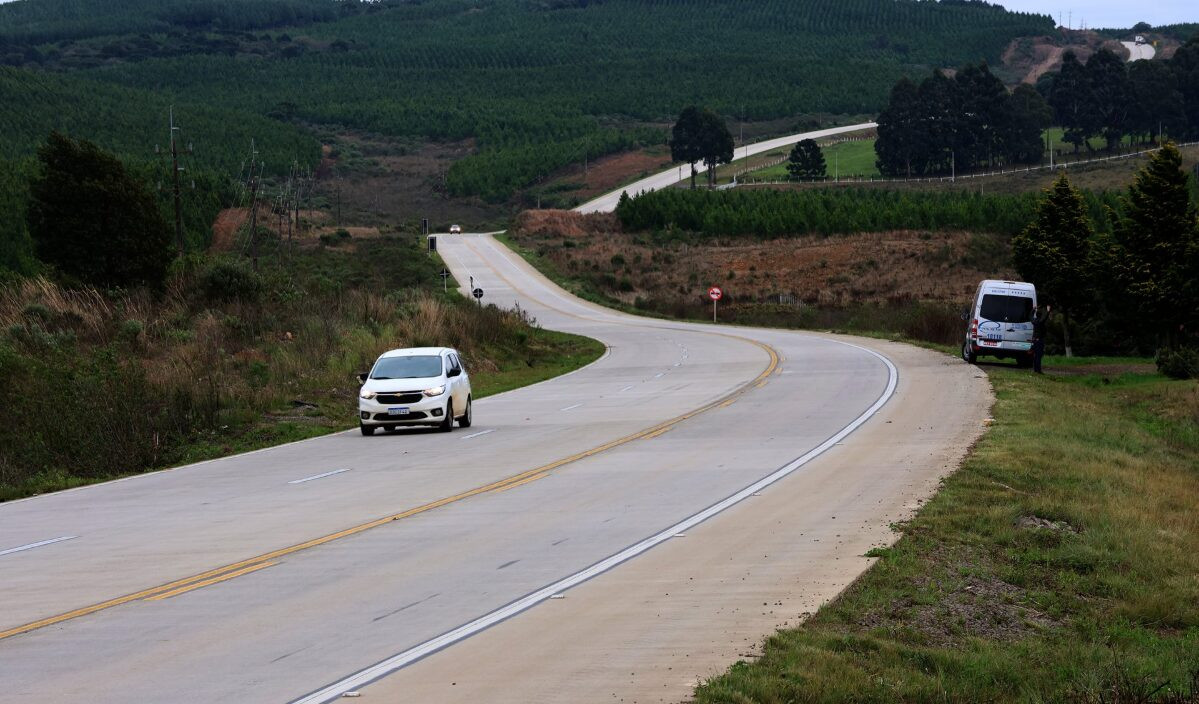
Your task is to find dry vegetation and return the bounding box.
[0,238,601,500]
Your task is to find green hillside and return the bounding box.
[0,0,1054,255]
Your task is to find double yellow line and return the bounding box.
[1,239,779,642]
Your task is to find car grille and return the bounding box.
[375,392,423,404]
[372,411,428,421]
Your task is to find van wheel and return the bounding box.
[360,423,375,436]
[440,402,454,432]
[962,340,977,364]
[458,396,472,428]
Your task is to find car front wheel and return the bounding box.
[440,402,454,432]
[360,423,375,436]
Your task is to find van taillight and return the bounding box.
[971,319,978,336]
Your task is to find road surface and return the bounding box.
[575,122,877,214]
[1122,41,1156,61]
[0,228,988,703]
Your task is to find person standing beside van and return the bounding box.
[1032,303,1052,373]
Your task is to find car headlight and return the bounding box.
[360,390,377,400]
[422,385,445,397]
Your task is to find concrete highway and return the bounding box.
[575,122,877,214]
[0,226,988,702]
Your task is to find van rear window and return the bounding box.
[980,294,1033,323]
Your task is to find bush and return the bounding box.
[196,259,263,304]
[1155,347,1199,380]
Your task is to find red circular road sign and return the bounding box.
[708,286,723,301]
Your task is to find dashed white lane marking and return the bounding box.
[460,429,497,440]
[619,385,634,392]
[0,536,77,557]
[288,469,351,485]
[560,403,584,411]
[654,372,664,379]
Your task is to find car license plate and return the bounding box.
[981,339,998,346]
[387,407,410,416]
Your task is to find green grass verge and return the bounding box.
[694,360,1199,703]
[748,140,881,181]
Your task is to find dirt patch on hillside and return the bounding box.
[1000,30,1165,85]
[512,210,1010,307]
[539,147,675,207]
[210,207,350,252]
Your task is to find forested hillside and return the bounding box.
[0,0,1053,206]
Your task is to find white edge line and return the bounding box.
[559,403,583,412]
[0,535,78,557]
[287,469,351,485]
[460,429,497,441]
[290,343,898,704]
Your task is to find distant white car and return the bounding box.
[449,224,462,234]
[357,347,472,435]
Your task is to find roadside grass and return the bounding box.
[694,362,1199,703]
[747,139,881,181]
[0,238,603,502]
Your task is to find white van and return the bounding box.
[962,279,1037,366]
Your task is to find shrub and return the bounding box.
[1155,347,1199,380]
[197,259,263,304]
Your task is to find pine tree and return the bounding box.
[786,139,826,181]
[875,77,922,177]
[670,106,705,190]
[1103,143,1199,346]
[1011,174,1093,356]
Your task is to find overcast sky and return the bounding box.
[0,0,1192,30]
[995,1,1195,29]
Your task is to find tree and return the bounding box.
[1050,51,1094,151]
[1011,174,1093,356]
[875,77,923,177]
[698,109,734,188]
[27,132,173,289]
[670,105,706,190]
[1085,48,1132,150]
[786,139,826,181]
[1127,59,1184,143]
[1102,143,1199,347]
[1170,36,1199,139]
[1006,84,1052,163]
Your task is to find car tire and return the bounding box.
[458,396,472,428]
[440,401,454,432]
[962,340,977,364]
[360,423,375,436]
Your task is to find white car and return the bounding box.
[357,347,472,435]
[449,224,462,234]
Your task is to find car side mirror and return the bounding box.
[357,372,369,384]
[959,306,969,321]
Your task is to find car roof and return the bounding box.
[378,347,456,359]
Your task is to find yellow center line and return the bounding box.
[493,472,549,494]
[0,237,780,643]
[146,561,278,601]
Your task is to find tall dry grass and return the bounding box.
[0,261,542,499]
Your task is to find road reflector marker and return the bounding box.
[673,533,687,538]
[549,594,565,600]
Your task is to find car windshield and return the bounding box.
[979,294,1033,323]
[371,355,443,380]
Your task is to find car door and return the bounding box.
[449,353,469,410]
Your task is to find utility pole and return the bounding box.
[169,107,185,254]
[247,141,261,271]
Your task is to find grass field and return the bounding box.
[744,139,881,181]
[694,357,1199,703]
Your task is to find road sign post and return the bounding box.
[439,268,450,293]
[708,286,723,322]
